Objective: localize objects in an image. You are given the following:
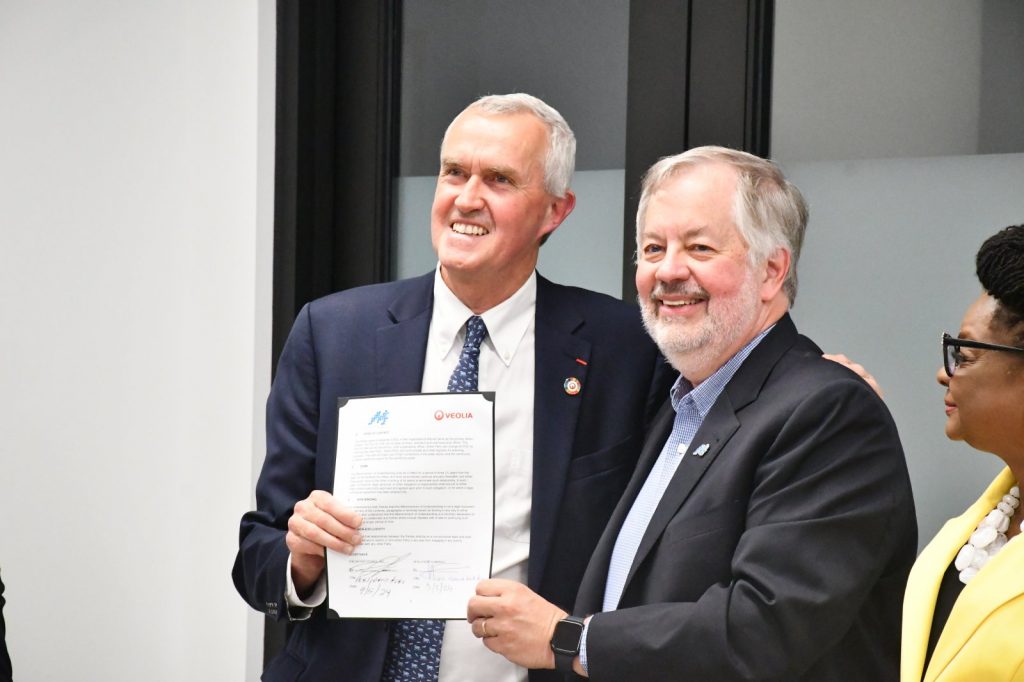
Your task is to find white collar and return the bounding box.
[431,266,536,367]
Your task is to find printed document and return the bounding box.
[326,392,495,619]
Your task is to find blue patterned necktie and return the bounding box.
[446,316,487,393]
[380,316,487,681]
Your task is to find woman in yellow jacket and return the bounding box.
[901,224,1024,682]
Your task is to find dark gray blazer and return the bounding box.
[576,314,917,681]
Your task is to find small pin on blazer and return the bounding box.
[564,377,582,395]
[692,443,710,457]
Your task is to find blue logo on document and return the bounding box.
[368,410,389,426]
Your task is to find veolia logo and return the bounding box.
[434,410,474,421]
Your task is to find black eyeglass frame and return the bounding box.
[942,332,1024,376]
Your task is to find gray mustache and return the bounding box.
[649,283,708,300]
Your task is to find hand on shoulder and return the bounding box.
[823,353,884,399]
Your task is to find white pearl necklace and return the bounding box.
[955,485,1021,584]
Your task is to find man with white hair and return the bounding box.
[233,94,670,681]
[468,146,916,681]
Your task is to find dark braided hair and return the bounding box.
[976,224,1024,345]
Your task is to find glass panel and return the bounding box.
[772,0,1024,546]
[394,0,630,298]
[773,0,1024,162]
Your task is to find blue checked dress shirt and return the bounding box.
[380,316,487,681]
[580,326,772,673]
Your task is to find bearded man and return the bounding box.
[467,146,916,681]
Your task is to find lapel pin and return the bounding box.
[692,443,710,457]
[563,377,582,396]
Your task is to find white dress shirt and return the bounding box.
[430,268,534,682]
[285,267,536,682]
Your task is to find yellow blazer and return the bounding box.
[902,468,1024,681]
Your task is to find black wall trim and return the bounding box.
[621,0,775,301]
[272,0,401,372]
[623,0,693,300]
[744,0,774,158]
[266,0,401,666]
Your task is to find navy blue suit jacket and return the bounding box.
[575,315,917,681]
[233,272,670,681]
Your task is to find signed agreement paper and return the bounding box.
[326,392,495,619]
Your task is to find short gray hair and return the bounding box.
[636,146,808,303]
[446,93,576,198]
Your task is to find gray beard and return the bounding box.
[640,305,718,377]
[638,276,761,380]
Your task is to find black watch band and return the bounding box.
[550,615,586,673]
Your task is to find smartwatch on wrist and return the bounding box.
[550,615,586,673]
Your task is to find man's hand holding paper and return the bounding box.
[285,490,363,597]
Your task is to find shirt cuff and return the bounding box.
[284,553,327,619]
[579,618,591,676]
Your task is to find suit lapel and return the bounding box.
[375,273,434,394]
[528,275,591,591]
[622,398,741,589]
[576,403,676,612]
[901,509,978,681]
[923,469,1021,682]
[618,316,800,600]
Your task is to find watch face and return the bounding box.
[551,618,584,653]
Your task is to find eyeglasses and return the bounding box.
[942,332,1024,376]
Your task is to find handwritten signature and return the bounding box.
[349,554,409,576]
[349,555,409,597]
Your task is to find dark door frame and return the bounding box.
[271,0,402,372]
[263,0,773,669]
[264,0,402,662]
[622,0,774,300]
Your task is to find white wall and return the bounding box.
[773,0,1024,546]
[787,153,1024,546]
[0,1,273,679]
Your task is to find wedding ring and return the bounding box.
[481,618,488,637]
